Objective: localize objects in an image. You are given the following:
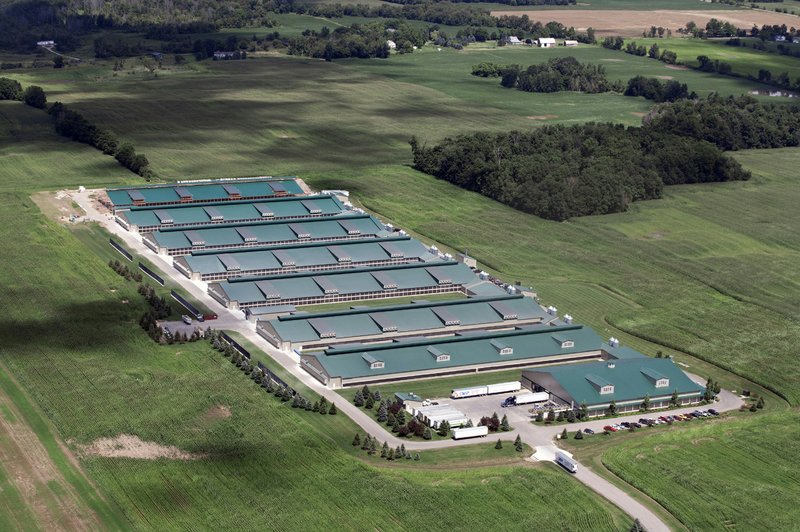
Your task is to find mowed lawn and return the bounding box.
[0,102,630,529]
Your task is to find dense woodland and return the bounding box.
[624,76,694,103]
[413,96,800,220]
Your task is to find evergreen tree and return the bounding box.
[556,410,564,422]
[352,433,361,447]
[423,427,432,440]
[630,518,646,532]
[361,434,371,451]
[377,404,388,422]
[392,420,400,433]
[561,428,568,440]
[365,394,374,410]
[387,448,395,461]
[369,438,377,455]
[312,401,320,412]
[642,394,651,411]
[361,385,371,399]
[381,441,389,458]
[353,391,364,407]
[373,390,382,403]
[566,410,576,423]
[608,399,617,415]
[437,420,451,437]
[547,409,555,422]
[670,389,679,407]
[500,414,510,432]
[465,419,474,428]
[749,403,758,412]
[414,453,420,461]
[291,394,301,408]
[495,439,503,450]
[756,397,765,409]
[319,402,328,415]
[406,452,412,460]
[514,435,523,452]
[575,430,584,440]
[395,445,402,458]
[579,401,589,420]
[387,412,396,427]
[396,409,407,425]
[491,412,500,427]
[400,444,406,457]
[535,412,544,422]
[329,403,337,415]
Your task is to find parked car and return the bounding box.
[708,409,720,416]
[620,422,631,428]
[583,428,595,434]
[603,425,617,432]
[181,314,192,325]
[658,416,669,422]
[631,422,642,428]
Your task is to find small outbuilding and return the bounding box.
[537,38,556,48]
[508,36,523,45]
[386,40,397,50]
[563,40,578,47]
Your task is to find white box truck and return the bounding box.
[514,392,549,405]
[451,386,488,399]
[555,451,578,473]
[486,381,521,395]
[452,426,489,440]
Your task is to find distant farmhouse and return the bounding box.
[537,38,556,48]
[213,51,247,60]
[37,40,55,47]
[508,36,523,45]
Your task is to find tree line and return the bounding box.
[383,0,573,4]
[624,76,694,103]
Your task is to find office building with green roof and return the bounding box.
[259,294,554,351]
[142,214,389,256]
[116,195,345,233]
[300,324,606,388]
[521,358,704,417]
[174,237,433,281]
[105,177,303,210]
[208,261,495,310]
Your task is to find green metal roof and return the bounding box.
[523,358,704,407]
[211,262,477,307]
[118,195,344,229]
[149,215,387,251]
[107,177,303,206]
[269,295,548,344]
[305,324,603,380]
[181,238,430,276]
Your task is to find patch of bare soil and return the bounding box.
[30,190,84,224]
[527,114,558,120]
[202,404,232,422]
[630,112,647,117]
[665,64,689,71]
[655,75,674,80]
[491,9,800,37]
[77,434,204,460]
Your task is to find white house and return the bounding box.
[508,36,523,45]
[537,37,556,48]
[386,40,397,49]
[564,40,578,47]
[37,40,55,47]
[775,35,787,42]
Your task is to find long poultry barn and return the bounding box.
[173,236,434,281]
[258,293,556,351]
[141,214,389,256]
[206,261,486,310]
[115,194,346,233]
[300,324,609,389]
[106,177,303,211]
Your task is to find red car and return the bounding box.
[603,425,617,432]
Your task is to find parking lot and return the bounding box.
[158,319,206,339]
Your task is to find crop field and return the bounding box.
[1,47,780,183]
[480,0,747,10]
[632,37,800,80]
[491,8,800,36]
[595,411,800,530]
[0,101,631,529]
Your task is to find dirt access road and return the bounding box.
[493,9,800,36]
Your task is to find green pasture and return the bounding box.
[594,411,800,530]
[633,36,800,80]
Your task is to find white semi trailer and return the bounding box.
[486,381,521,395]
[452,426,489,440]
[514,392,549,405]
[555,451,578,473]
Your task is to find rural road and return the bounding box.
[71,188,743,531]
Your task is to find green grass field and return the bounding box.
[1,35,799,529]
[632,36,800,81]
[565,410,800,530]
[0,99,631,529]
